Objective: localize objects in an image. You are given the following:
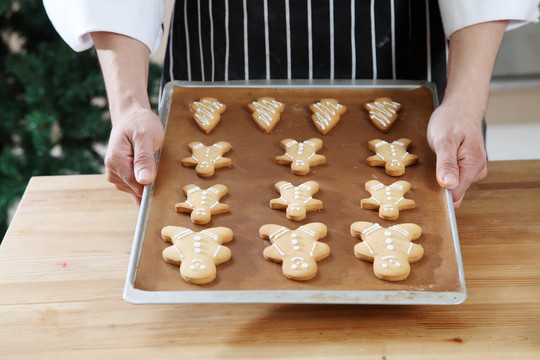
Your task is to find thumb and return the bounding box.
[132,135,159,185]
[434,143,460,190]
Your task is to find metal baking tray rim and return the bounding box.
[124,79,466,305]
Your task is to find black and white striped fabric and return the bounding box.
[162,0,448,99]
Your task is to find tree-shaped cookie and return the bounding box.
[181,141,232,177]
[367,138,418,176]
[275,138,326,175]
[260,222,330,281]
[361,180,415,220]
[350,221,423,281]
[364,97,402,133]
[270,181,323,221]
[162,226,233,284]
[189,97,226,134]
[248,97,285,133]
[309,98,347,135]
[175,184,229,224]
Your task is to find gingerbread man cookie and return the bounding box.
[309,98,347,135]
[175,184,229,224]
[275,138,326,175]
[248,97,285,133]
[364,97,402,133]
[189,97,226,134]
[367,138,418,176]
[162,226,233,284]
[361,180,415,220]
[270,181,323,221]
[259,223,330,281]
[350,221,423,281]
[181,141,232,177]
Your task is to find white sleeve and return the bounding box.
[43,0,166,54]
[438,0,540,38]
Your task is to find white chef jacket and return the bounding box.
[43,0,539,100]
[43,0,539,56]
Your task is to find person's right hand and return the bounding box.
[104,107,164,205]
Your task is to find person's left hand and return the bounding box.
[427,102,488,208]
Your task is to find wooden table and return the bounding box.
[1,160,539,359]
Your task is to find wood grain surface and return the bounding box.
[0,160,539,359]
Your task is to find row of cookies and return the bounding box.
[161,220,423,284]
[180,137,418,178]
[190,96,401,135]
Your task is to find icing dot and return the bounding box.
[293,246,300,251]
[386,187,391,191]
[382,264,388,269]
[291,233,298,238]
[395,262,401,267]
[291,239,298,245]
[387,245,394,251]
[385,238,392,244]
[302,263,309,269]
[387,197,392,201]
[202,191,208,195]
[194,236,202,241]
[291,264,298,270]
[194,248,201,253]
[194,242,201,247]
[386,192,391,196]
[200,201,206,205]
[384,231,391,236]
[295,196,300,200]
[201,196,207,200]
[190,265,196,270]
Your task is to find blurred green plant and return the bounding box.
[0,1,162,240]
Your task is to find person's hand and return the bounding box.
[427,102,488,208]
[104,106,164,205]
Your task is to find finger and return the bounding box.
[433,139,461,190]
[451,161,488,208]
[105,161,143,197]
[132,131,162,185]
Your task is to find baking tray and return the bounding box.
[124,80,466,305]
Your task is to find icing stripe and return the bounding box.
[371,183,384,191]
[299,226,316,237]
[272,243,286,256]
[201,230,218,241]
[213,245,222,259]
[186,186,201,194]
[362,223,381,236]
[269,227,289,240]
[173,229,193,240]
[374,141,387,148]
[406,242,414,255]
[285,140,297,148]
[363,242,375,255]
[280,183,293,190]
[172,246,184,259]
[208,187,219,194]
[304,140,316,147]
[309,242,317,257]
[390,225,409,237]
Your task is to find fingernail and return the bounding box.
[137,169,153,183]
[442,174,458,189]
